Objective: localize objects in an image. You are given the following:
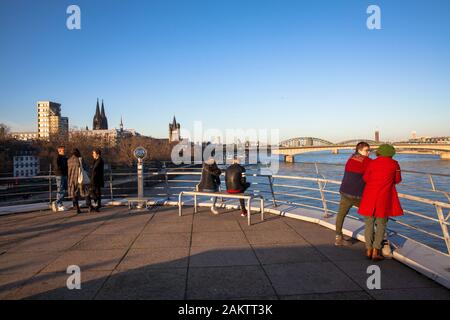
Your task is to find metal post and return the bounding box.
[137,158,144,200]
[48,164,52,206]
[428,174,436,192]
[109,168,113,200]
[247,198,251,226]
[435,205,450,255]
[317,179,330,218]
[268,176,277,207]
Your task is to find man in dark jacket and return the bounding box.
[225,157,251,217]
[53,145,68,212]
[87,148,104,212]
[335,142,372,246]
[197,158,222,214]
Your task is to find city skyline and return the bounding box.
[1,0,450,142]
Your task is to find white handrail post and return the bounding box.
[428,174,436,191]
[435,205,450,254]
[268,175,277,207]
[317,178,330,218]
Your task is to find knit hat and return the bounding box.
[377,144,396,157]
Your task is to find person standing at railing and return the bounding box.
[68,148,90,214]
[358,144,403,261]
[196,157,222,214]
[87,148,104,213]
[225,157,251,217]
[335,142,372,246]
[52,145,68,212]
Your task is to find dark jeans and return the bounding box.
[87,185,102,208]
[228,182,251,211]
[335,194,361,236]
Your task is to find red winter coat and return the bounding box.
[358,156,403,218]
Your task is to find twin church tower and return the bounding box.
[93,98,109,130]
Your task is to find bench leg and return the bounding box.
[247,198,251,226]
[194,195,198,214]
[178,193,183,217]
[260,199,264,221]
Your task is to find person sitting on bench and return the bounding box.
[196,157,222,214]
[225,157,251,217]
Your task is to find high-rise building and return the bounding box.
[169,116,181,142]
[37,101,67,140]
[375,130,380,143]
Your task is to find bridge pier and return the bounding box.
[440,152,450,160]
[284,155,295,163]
[331,148,339,154]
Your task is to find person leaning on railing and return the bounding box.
[358,144,404,261]
[335,142,372,246]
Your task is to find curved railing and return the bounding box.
[0,163,449,255]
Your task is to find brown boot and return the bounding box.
[366,248,373,259]
[372,248,384,261]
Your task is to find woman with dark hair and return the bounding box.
[67,148,90,213]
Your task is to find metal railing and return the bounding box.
[0,162,449,255]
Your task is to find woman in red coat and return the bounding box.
[358,144,403,261]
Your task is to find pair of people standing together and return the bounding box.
[53,146,104,214]
[336,142,403,261]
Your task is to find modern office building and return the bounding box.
[37,101,68,140]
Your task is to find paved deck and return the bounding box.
[0,205,448,300]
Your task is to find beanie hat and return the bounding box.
[377,144,396,157]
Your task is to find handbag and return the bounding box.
[77,158,91,185]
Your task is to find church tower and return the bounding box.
[169,116,181,142]
[101,100,108,130]
[93,98,102,130]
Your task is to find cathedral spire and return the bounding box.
[100,99,108,130]
[93,98,102,130]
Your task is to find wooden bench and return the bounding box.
[178,191,264,226]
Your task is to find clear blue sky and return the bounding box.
[1,0,449,142]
